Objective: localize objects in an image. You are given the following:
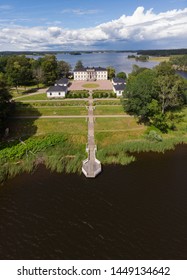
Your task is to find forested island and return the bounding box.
[128,55,149,61]
[0,52,187,183]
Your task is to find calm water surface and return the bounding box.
[29,52,187,77]
[0,146,187,260]
[29,52,160,73]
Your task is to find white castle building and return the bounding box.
[74,67,108,81]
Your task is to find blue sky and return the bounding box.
[0,0,187,50]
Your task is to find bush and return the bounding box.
[146,130,163,142]
[92,90,115,98]
[67,91,89,99]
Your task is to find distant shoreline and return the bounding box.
[1,48,187,57]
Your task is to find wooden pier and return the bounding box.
[82,92,101,178]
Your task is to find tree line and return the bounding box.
[137,49,187,56]
[0,54,71,136]
[0,54,71,90]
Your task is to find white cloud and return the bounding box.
[61,9,99,15]
[0,6,187,50]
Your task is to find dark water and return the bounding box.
[0,145,187,260]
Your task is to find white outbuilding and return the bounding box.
[46,85,68,98]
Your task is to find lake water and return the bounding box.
[0,145,187,260]
[30,52,160,74]
[29,52,187,77]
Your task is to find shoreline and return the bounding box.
[1,134,187,184]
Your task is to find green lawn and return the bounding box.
[8,118,87,143]
[18,100,88,106]
[95,117,146,147]
[13,106,88,116]
[11,84,45,98]
[82,83,100,88]
[93,99,121,105]
[15,93,49,101]
[94,105,125,115]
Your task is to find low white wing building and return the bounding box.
[74,67,108,81]
[47,78,69,98]
[112,77,126,97]
[47,85,68,98]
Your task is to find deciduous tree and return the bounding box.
[124,62,185,132]
[116,72,127,80]
[107,66,115,80]
[74,60,84,70]
[6,55,33,92]
[41,55,58,86]
[57,60,71,78]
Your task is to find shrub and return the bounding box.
[146,130,163,142]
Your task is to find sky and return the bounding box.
[0,0,187,51]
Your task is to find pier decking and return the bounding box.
[82,92,101,178]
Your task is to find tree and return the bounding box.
[124,62,185,132]
[31,58,44,88]
[0,73,12,136]
[57,60,71,78]
[74,60,84,70]
[6,55,33,92]
[0,56,9,73]
[130,64,148,77]
[124,69,157,123]
[116,72,127,80]
[107,66,115,79]
[41,55,58,86]
[154,75,184,114]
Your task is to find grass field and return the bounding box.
[18,100,88,106]
[149,56,170,62]
[95,117,146,147]
[94,105,125,115]
[13,106,88,116]
[82,83,100,88]
[8,118,87,141]
[93,99,121,105]
[11,84,45,98]
[15,93,49,101]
